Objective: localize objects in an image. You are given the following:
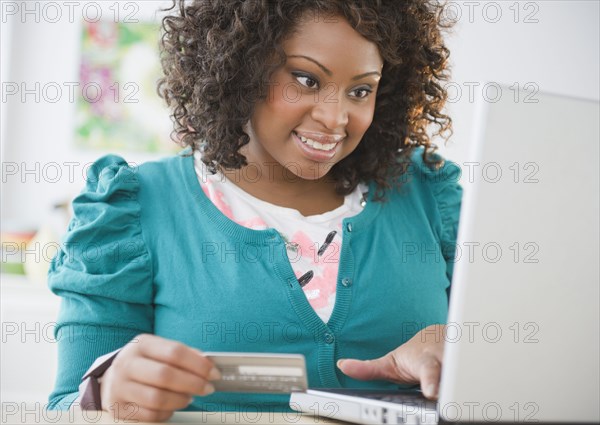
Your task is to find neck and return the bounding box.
[218,163,343,216]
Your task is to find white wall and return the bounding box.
[440,0,600,163]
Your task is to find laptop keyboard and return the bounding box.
[317,389,436,408]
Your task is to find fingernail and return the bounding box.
[336,359,346,368]
[425,384,438,398]
[187,396,194,406]
[204,383,215,395]
[208,367,221,381]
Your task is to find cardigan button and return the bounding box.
[324,333,335,344]
[342,277,352,287]
[346,222,353,232]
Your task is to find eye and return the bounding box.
[351,87,373,99]
[292,72,319,89]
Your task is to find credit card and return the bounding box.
[203,352,308,393]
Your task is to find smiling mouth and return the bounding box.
[293,132,339,152]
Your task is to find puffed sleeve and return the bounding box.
[412,149,463,284]
[47,155,154,410]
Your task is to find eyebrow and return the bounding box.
[287,55,381,81]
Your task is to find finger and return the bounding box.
[111,404,174,423]
[418,355,442,400]
[113,379,195,412]
[124,356,215,396]
[337,355,399,382]
[133,335,220,380]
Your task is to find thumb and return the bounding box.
[337,356,395,382]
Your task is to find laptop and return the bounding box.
[290,86,600,424]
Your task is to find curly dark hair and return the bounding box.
[157,0,454,200]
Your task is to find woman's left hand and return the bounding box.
[337,324,446,400]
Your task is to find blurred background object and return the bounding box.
[1,222,37,275]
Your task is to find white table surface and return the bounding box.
[0,404,349,424]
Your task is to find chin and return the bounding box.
[284,160,336,182]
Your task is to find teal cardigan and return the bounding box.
[47,148,462,412]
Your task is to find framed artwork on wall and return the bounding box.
[75,20,176,153]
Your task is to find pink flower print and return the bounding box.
[305,261,338,309]
[239,216,269,230]
[288,230,340,310]
[293,230,340,266]
[203,182,234,220]
[319,241,340,265]
[200,182,210,198]
[289,231,318,264]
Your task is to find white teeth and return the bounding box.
[298,134,336,151]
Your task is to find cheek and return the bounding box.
[264,85,308,124]
[252,103,297,141]
[349,107,376,138]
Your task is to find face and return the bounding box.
[243,13,384,182]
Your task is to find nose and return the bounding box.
[310,92,349,131]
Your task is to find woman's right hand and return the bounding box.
[99,334,220,422]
